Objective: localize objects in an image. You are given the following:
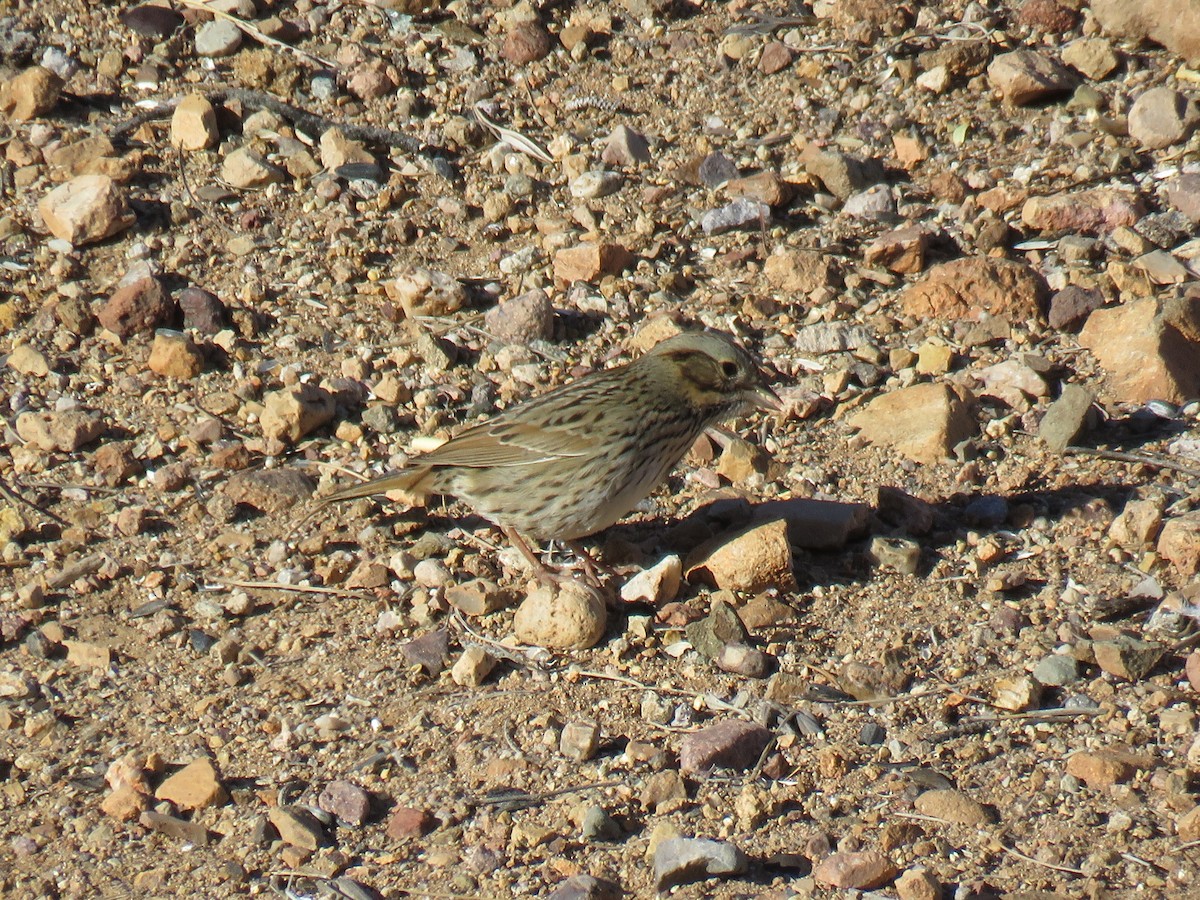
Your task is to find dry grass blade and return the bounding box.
[176,0,338,70]
[473,103,553,164]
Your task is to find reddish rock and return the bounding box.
[1165,174,1200,224]
[601,124,651,166]
[553,242,633,283]
[1017,0,1078,32]
[387,806,435,840]
[679,719,774,774]
[91,440,141,486]
[759,41,793,74]
[1048,285,1103,331]
[987,49,1074,105]
[318,780,371,826]
[896,866,942,900]
[726,172,793,207]
[99,276,175,338]
[900,257,1047,321]
[864,225,929,273]
[1158,512,1200,576]
[813,850,899,890]
[347,60,396,100]
[502,22,554,64]
[1021,188,1145,235]
[1067,749,1154,789]
[483,288,555,344]
[1078,296,1200,403]
[1186,650,1200,691]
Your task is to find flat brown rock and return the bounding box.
[1021,188,1145,235]
[679,719,773,774]
[849,383,976,464]
[154,758,228,811]
[813,850,899,889]
[899,258,1047,321]
[1078,296,1200,403]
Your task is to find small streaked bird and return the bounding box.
[322,331,781,583]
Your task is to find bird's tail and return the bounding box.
[320,466,436,505]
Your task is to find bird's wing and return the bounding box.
[416,417,594,468]
[416,369,624,468]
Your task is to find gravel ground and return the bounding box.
[2,1,1200,898]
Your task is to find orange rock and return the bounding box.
[155,758,228,811]
[900,257,1047,321]
[553,242,632,283]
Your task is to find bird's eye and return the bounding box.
[720,360,739,378]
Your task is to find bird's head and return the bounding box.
[643,331,782,418]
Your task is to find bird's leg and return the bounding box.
[565,541,617,588]
[500,525,563,588]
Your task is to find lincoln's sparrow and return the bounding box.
[323,331,781,583]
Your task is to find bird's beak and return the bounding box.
[749,384,783,413]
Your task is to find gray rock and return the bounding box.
[701,198,770,235]
[222,469,316,514]
[1048,285,1102,331]
[579,805,622,842]
[559,721,600,762]
[867,536,921,574]
[987,49,1075,105]
[483,288,555,344]
[569,170,622,199]
[195,19,243,57]
[801,147,885,199]
[1033,654,1079,687]
[1128,86,1200,150]
[399,629,450,675]
[964,495,1008,527]
[361,404,400,433]
[698,152,738,187]
[601,125,650,165]
[654,837,748,891]
[842,184,895,219]
[715,643,773,678]
[311,72,339,101]
[1039,384,1096,452]
[684,600,749,660]
[503,173,534,197]
[792,323,875,354]
[1165,174,1200,225]
[548,874,621,900]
